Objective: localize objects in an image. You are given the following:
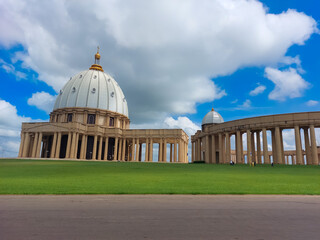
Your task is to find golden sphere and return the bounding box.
[95,52,101,60]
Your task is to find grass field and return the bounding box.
[0,159,319,194]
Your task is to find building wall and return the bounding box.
[191,112,320,165]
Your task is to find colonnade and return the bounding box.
[192,117,320,166]
[130,138,188,162]
[18,131,189,163]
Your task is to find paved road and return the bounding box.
[0,195,319,240]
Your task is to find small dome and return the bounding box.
[53,70,129,117]
[202,108,224,125]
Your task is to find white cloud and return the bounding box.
[249,84,266,96]
[0,59,26,80]
[0,0,317,124]
[0,100,32,130]
[164,116,200,137]
[27,91,56,114]
[306,100,318,106]
[0,100,36,157]
[237,99,252,109]
[265,67,310,101]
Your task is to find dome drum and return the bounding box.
[50,107,130,129]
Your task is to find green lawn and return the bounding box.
[0,159,319,194]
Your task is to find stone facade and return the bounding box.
[18,51,189,163]
[192,111,320,165]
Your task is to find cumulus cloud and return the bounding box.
[27,91,56,114]
[0,100,34,157]
[306,100,318,106]
[164,116,200,137]
[0,59,26,80]
[249,84,266,96]
[265,67,310,101]
[0,0,317,124]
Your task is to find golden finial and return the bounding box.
[95,46,101,60]
[212,108,214,111]
[89,46,104,72]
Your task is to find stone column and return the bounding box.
[240,133,244,163]
[121,138,126,161]
[197,139,201,161]
[262,128,269,164]
[275,127,283,165]
[118,139,123,161]
[280,130,285,165]
[170,143,173,162]
[32,133,39,158]
[205,135,209,163]
[135,138,139,162]
[114,137,118,160]
[304,128,312,165]
[256,131,262,164]
[159,139,163,162]
[294,126,303,165]
[251,131,256,164]
[145,138,149,162]
[178,140,182,162]
[218,133,222,164]
[174,140,177,162]
[98,136,103,160]
[221,134,226,164]
[131,138,135,161]
[70,132,77,159]
[103,137,109,160]
[79,135,85,159]
[236,131,242,164]
[50,133,57,158]
[65,132,72,159]
[18,133,25,157]
[55,133,62,158]
[149,138,153,162]
[246,130,252,164]
[225,133,231,164]
[36,132,43,158]
[310,125,319,165]
[271,129,276,164]
[163,139,167,162]
[22,133,30,157]
[191,141,194,163]
[211,135,216,164]
[92,135,98,160]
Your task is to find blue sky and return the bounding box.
[0,0,319,157]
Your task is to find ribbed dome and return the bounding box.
[53,70,129,117]
[202,108,224,125]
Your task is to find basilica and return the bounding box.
[18,50,189,163]
[18,50,320,166]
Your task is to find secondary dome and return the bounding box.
[202,108,224,125]
[53,50,129,117]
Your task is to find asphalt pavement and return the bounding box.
[0,195,319,240]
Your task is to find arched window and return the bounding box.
[87,114,96,124]
[109,117,114,127]
[67,113,73,122]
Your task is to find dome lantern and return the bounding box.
[89,46,103,72]
[202,108,224,125]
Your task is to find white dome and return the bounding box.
[53,69,129,117]
[202,108,224,125]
